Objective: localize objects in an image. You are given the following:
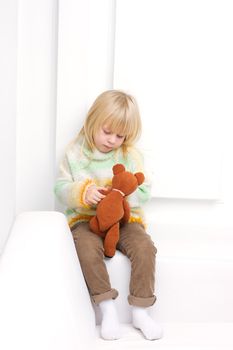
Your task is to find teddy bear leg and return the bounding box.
[104,222,120,258]
[89,216,105,238]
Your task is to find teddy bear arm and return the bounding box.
[121,198,130,223]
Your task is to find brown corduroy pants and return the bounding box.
[71,222,157,307]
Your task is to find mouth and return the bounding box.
[103,145,113,150]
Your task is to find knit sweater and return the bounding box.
[54,138,151,230]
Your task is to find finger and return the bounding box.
[97,190,106,198]
[97,186,108,191]
[97,192,106,199]
[90,197,98,204]
[97,187,109,196]
[93,195,102,202]
[86,195,96,205]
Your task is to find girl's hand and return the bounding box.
[85,185,107,206]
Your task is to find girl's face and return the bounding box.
[93,125,125,153]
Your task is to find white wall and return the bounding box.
[16,0,58,213]
[0,0,17,253]
[56,0,116,163]
[113,0,233,231]
[0,0,233,253]
[114,0,230,200]
[0,0,58,252]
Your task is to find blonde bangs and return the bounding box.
[104,111,141,146]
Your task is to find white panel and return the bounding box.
[0,0,17,252]
[56,0,116,169]
[87,0,116,104]
[56,0,90,165]
[16,0,58,213]
[114,0,233,199]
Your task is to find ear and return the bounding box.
[134,172,145,186]
[112,163,125,175]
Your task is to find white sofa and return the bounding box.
[1,211,233,349]
[0,211,95,350]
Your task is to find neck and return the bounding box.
[112,188,125,197]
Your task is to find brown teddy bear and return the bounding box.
[89,164,145,258]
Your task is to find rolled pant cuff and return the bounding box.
[128,295,156,307]
[92,289,119,305]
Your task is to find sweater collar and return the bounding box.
[82,144,116,161]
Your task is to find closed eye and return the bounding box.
[103,128,125,139]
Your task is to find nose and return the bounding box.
[107,134,117,145]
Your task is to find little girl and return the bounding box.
[54,90,163,341]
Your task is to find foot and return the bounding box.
[99,299,121,340]
[132,306,163,340]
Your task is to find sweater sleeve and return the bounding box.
[127,148,152,207]
[54,155,94,209]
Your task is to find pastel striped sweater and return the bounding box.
[54,138,151,230]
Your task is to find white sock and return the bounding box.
[98,299,121,340]
[132,306,163,340]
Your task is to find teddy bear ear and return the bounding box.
[134,172,145,186]
[112,163,125,175]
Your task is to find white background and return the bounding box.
[1,0,233,252]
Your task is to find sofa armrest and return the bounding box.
[0,211,95,350]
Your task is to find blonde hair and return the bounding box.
[78,90,142,155]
